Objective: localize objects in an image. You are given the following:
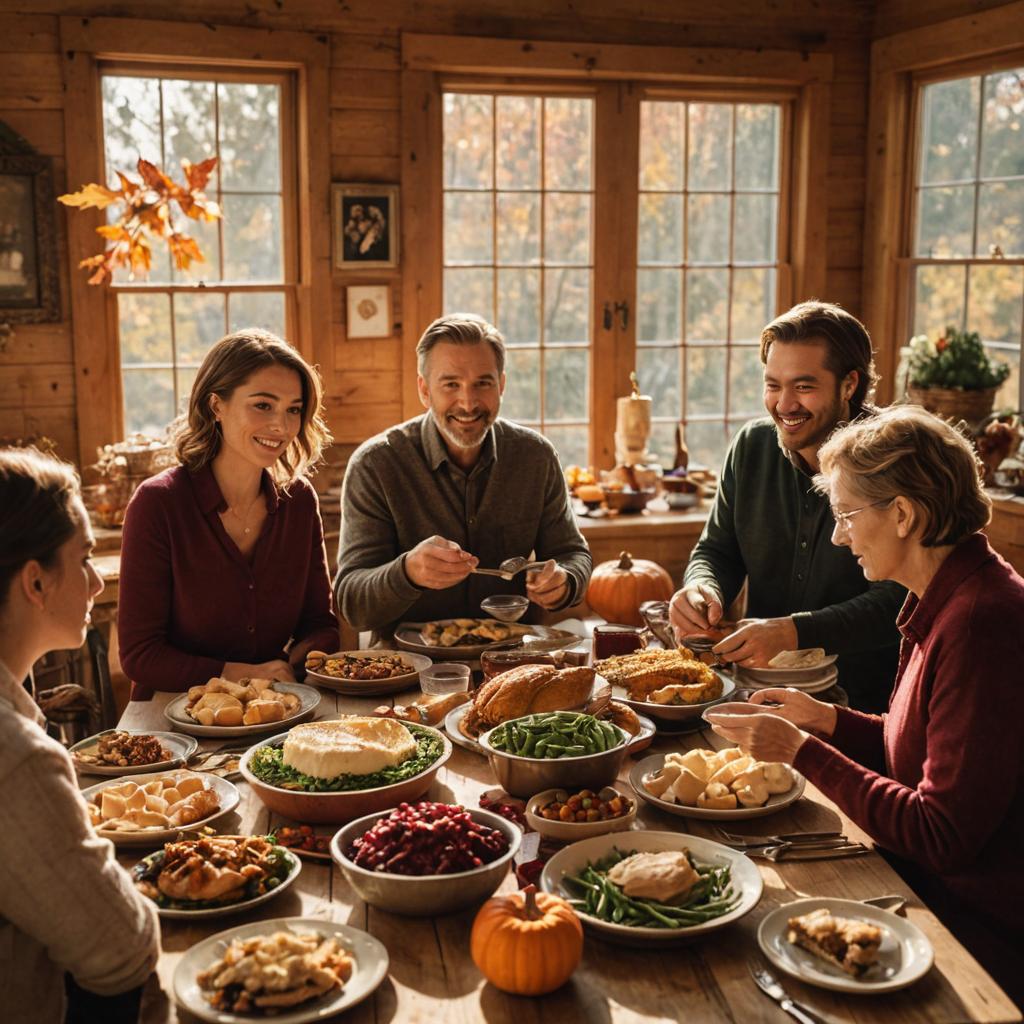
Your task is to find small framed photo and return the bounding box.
[332,183,399,270]
[346,284,392,339]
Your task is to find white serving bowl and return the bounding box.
[525,786,636,841]
[331,805,521,915]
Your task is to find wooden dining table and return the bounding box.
[104,686,1020,1024]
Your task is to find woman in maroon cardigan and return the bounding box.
[118,329,339,698]
[707,405,1023,1006]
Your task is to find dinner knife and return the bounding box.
[749,964,823,1024]
[755,842,870,861]
[717,829,845,847]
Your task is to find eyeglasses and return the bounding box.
[830,499,892,531]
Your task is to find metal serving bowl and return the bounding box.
[478,717,629,798]
[330,806,521,915]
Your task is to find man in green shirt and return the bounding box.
[335,314,591,639]
[670,301,904,712]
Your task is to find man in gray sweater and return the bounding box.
[670,301,905,712]
[335,314,592,640]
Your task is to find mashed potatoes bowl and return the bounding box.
[240,719,453,824]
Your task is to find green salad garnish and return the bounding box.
[250,723,444,792]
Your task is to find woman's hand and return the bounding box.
[222,659,296,682]
[703,709,810,764]
[747,688,838,736]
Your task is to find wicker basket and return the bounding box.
[906,385,997,425]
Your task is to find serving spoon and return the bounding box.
[472,557,549,580]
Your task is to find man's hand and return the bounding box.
[404,535,478,590]
[703,708,809,764]
[526,559,569,609]
[669,582,723,635]
[712,616,798,668]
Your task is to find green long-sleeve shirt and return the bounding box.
[335,415,592,638]
[683,417,904,712]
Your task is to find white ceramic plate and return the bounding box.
[131,843,302,919]
[540,830,763,944]
[164,681,321,738]
[82,770,240,847]
[173,916,389,1023]
[757,897,934,994]
[70,730,198,775]
[394,620,576,659]
[734,667,838,694]
[305,650,431,697]
[525,786,637,841]
[444,702,656,756]
[629,753,806,820]
[738,656,837,685]
[611,674,735,723]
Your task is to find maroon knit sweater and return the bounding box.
[794,533,1024,931]
[118,465,339,698]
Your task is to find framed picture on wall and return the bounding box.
[346,284,392,339]
[0,122,59,323]
[332,183,399,270]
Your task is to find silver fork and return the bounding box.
[717,828,845,847]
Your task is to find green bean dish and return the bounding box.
[564,847,743,929]
[487,711,624,759]
[249,724,444,792]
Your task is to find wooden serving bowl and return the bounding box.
[239,725,453,824]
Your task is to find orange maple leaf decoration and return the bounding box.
[58,156,222,285]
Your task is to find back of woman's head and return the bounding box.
[0,448,80,607]
[816,405,991,547]
[170,328,331,484]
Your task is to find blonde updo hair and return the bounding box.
[814,405,991,548]
[170,328,331,485]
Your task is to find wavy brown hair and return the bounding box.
[170,328,331,485]
[815,405,991,547]
[760,301,878,416]
[0,447,81,608]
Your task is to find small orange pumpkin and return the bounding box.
[470,885,583,996]
[586,550,674,626]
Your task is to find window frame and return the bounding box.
[401,33,832,468]
[60,16,332,466]
[864,5,1024,410]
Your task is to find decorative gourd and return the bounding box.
[470,885,583,996]
[586,551,674,626]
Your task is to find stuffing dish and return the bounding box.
[420,617,516,647]
[133,834,295,910]
[304,651,412,681]
[74,731,171,768]
[197,930,354,1013]
[595,647,722,705]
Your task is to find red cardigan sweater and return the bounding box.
[118,466,339,698]
[794,533,1024,931]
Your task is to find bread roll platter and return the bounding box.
[629,749,805,820]
[164,678,321,737]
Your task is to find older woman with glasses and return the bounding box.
[707,405,1024,1006]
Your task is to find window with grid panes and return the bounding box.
[910,68,1024,411]
[442,92,593,468]
[636,101,783,470]
[100,71,291,435]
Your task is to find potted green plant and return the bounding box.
[905,326,1010,423]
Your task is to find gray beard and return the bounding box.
[432,408,493,451]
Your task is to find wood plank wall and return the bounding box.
[0,0,1012,479]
